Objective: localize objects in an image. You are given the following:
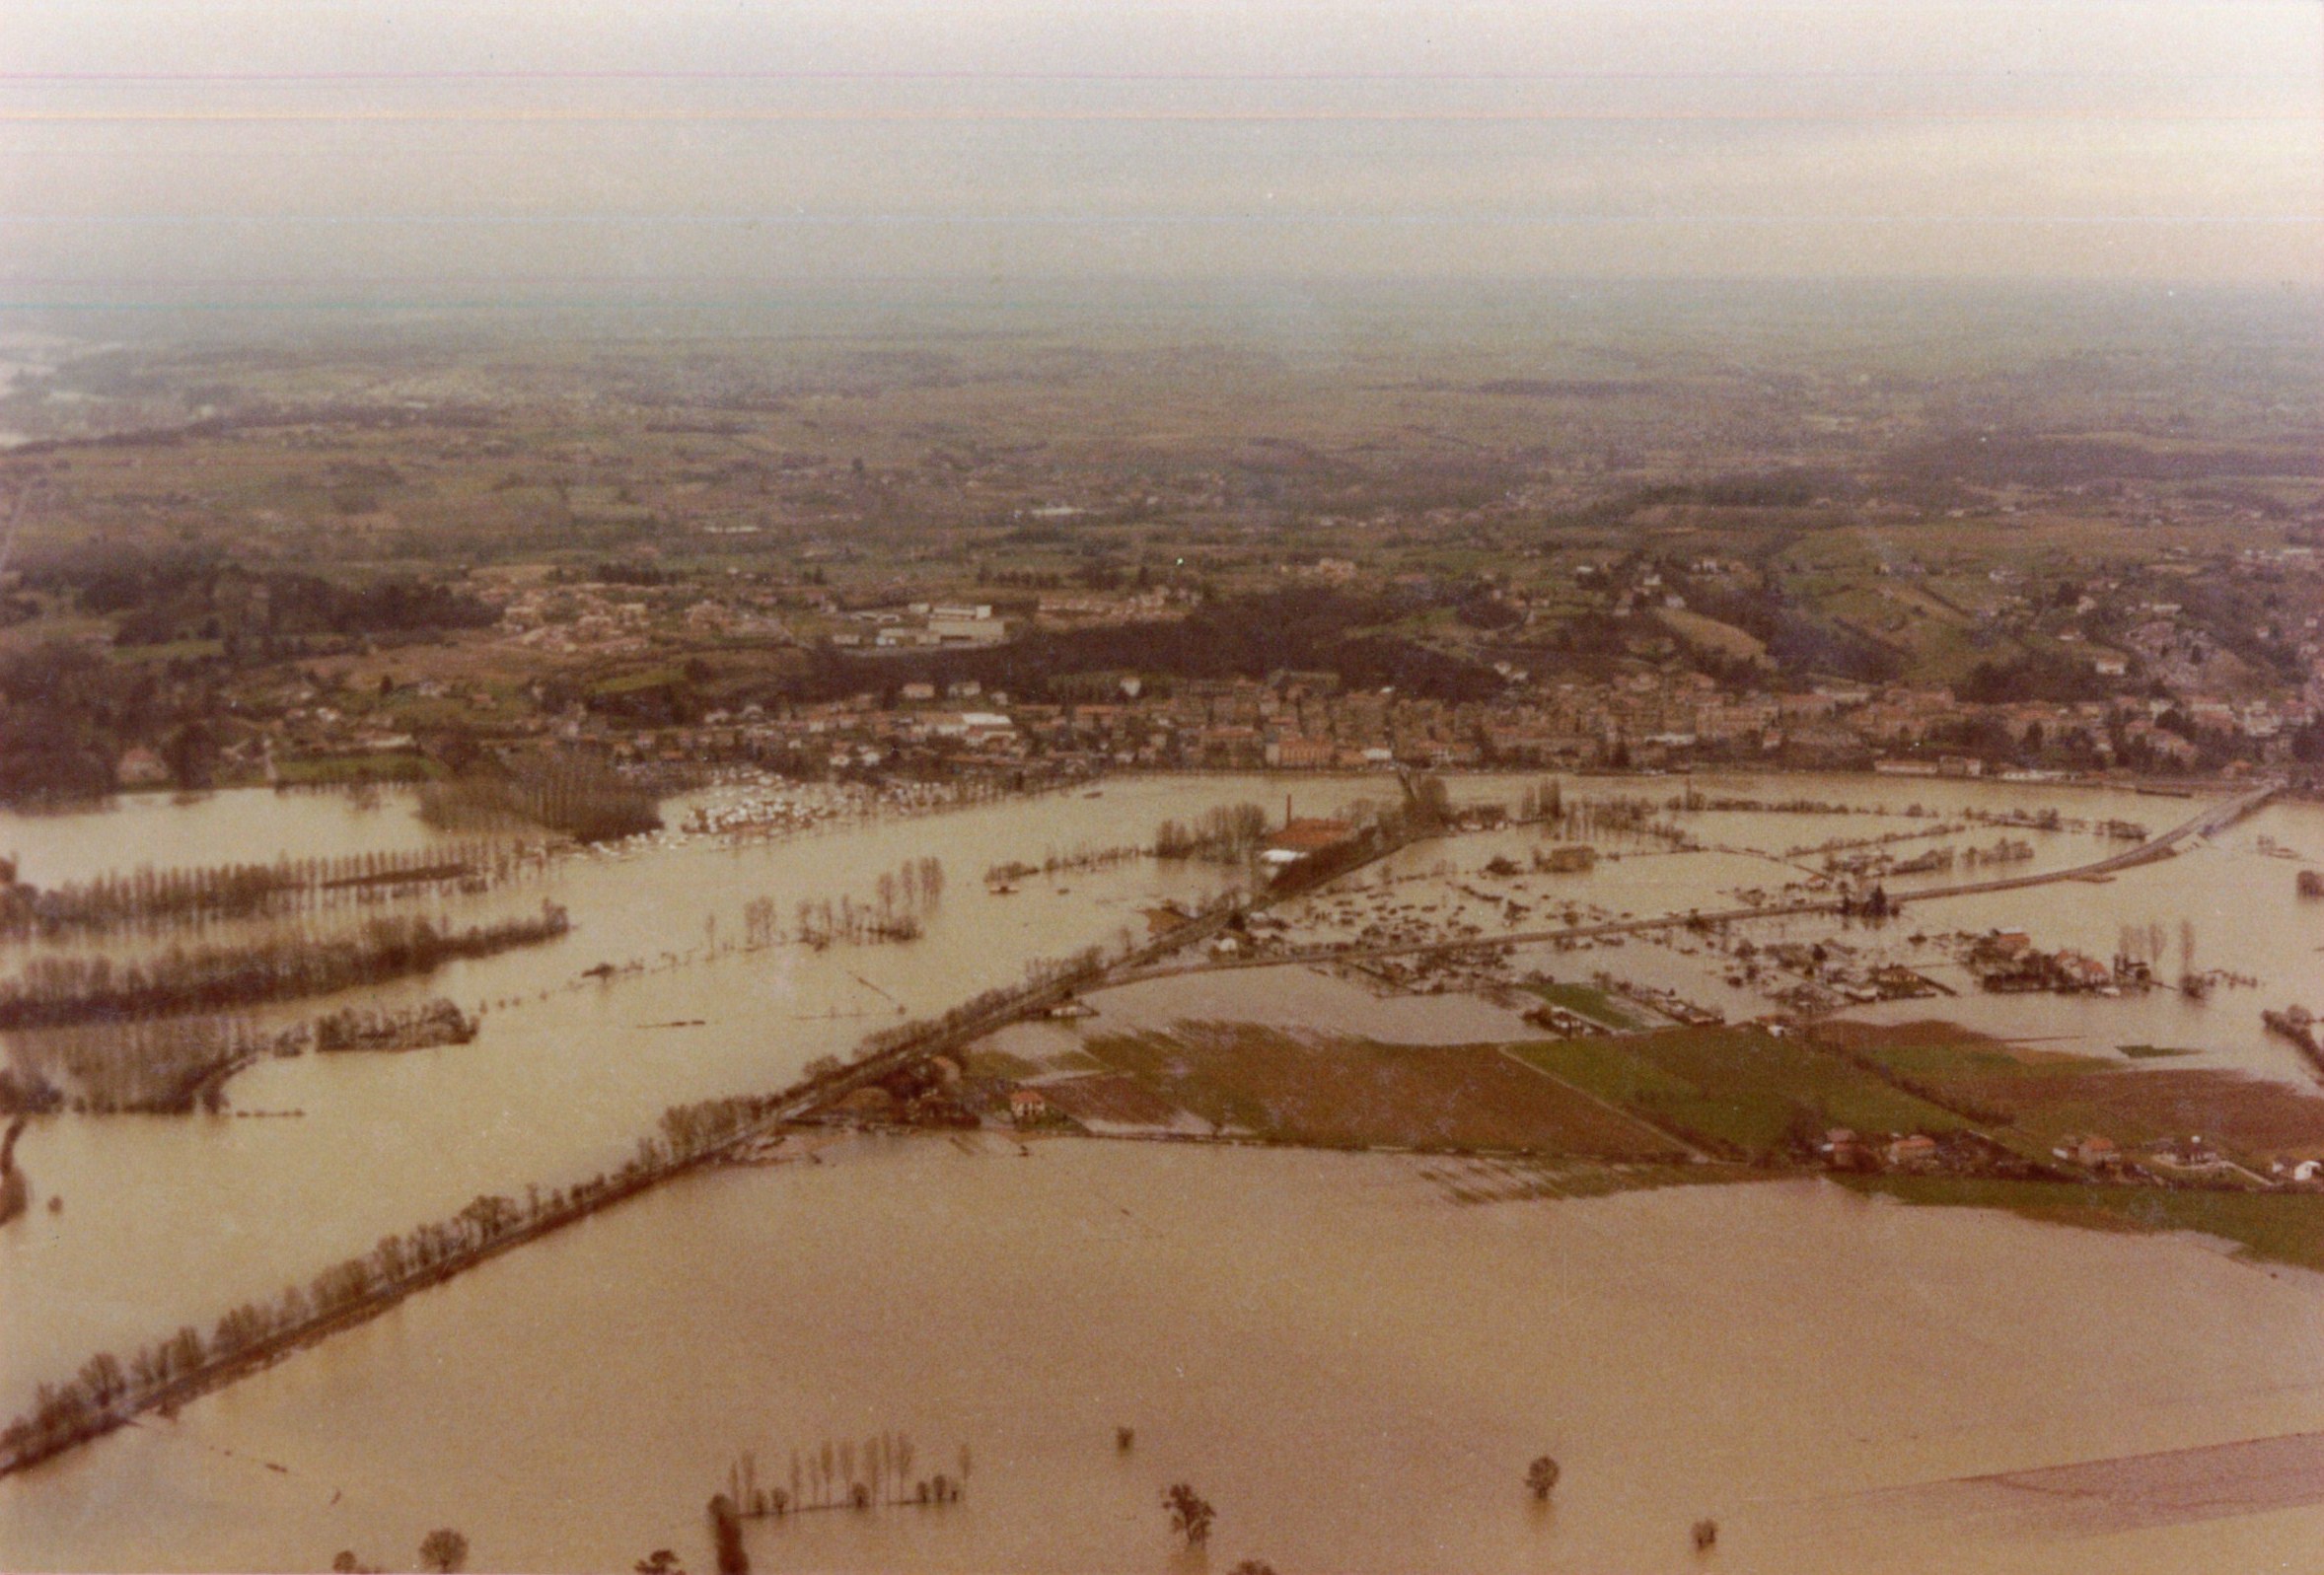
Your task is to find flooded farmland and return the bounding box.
[0,776,1270,1406]
[4,1139,2323,1574]
[3,770,2322,1572]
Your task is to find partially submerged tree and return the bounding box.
[1526,1455,1561,1501]
[1162,1483,1215,1547]
[707,1495,749,1575]
[417,1529,469,1574]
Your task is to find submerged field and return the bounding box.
[9,1138,2324,1575]
[1842,1176,2324,1274]
[6,776,2324,1571]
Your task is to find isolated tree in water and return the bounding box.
[417,1529,469,1573]
[707,1495,749,1575]
[1162,1483,1215,1546]
[1526,1456,1561,1501]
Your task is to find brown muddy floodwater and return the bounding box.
[0,777,1273,1408]
[1,773,2320,1572]
[4,1138,2323,1574]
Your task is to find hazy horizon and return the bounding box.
[4,0,2318,319]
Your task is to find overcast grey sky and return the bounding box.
[3,0,2318,307]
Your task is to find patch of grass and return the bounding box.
[2119,1044,2201,1060]
[1657,607,1767,663]
[588,666,685,696]
[1824,1022,2109,1079]
[1815,1018,2324,1162]
[1843,1176,2324,1274]
[1528,980,1644,1030]
[271,751,444,785]
[1999,1070,2324,1157]
[1515,1027,1966,1159]
[1511,1036,1698,1106]
[968,1042,1115,1080]
[1083,1025,1683,1158]
[1851,1039,2106,1079]
[962,1046,1043,1080]
[108,637,226,664]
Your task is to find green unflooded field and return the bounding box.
[1020,1006,2324,1272]
[1813,1020,2324,1164]
[1513,1026,1966,1159]
[963,1043,1105,1081]
[1843,1175,2324,1273]
[107,637,227,664]
[1080,1024,1683,1158]
[1527,979,1646,1030]
[1816,1021,2104,1084]
[271,750,446,785]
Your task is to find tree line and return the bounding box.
[721,1432,971,1521]
[0,913,1230,1479]
[982,840,1143,886]
[0,1082,784,1472]
[419,755,663,844]
[0,840,534,941]
[1153,803,1271,863]
[787,857,945,949]
[0,1013,299,1114]
[0,643,220,805]
[1,995,482,1115]
[1515,778,1566,822]
[313,998,477,1054]
[1552,794,1696,851]
[832,936,1126,1070]
[69,559,497,646]
[0,903,568,1031]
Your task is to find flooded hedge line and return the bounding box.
[0,841,540,940]
[0,903,568,1031]
[1,997,483,1115]
[0,1086,780,1474]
